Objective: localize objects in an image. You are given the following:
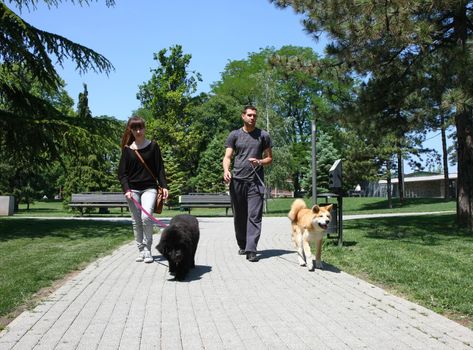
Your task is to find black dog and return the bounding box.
[156,214,200,281]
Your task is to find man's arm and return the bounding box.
[260,147,273,166]
[249,147,273,167]
[223,147,234,183]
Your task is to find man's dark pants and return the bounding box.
[230,178,264,253]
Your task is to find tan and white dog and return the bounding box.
[288,199,332,270]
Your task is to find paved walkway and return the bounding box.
[1,217,473,349]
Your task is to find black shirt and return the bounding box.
[225,128,272,182]
[118,141,167,192]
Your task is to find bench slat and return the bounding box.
[69,203,128,206]
[69,192,128,215]
[71,194,126,202]
[179,194,232,215]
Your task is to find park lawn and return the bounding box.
[15,200,131,217]
[15,200,231,218]
[16,197,457,218]
[321,213,473,329]
[0,218,132,330]
[266,197,456,216]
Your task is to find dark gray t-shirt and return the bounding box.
[225,128,272,182]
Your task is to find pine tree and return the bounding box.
[191,133,227,193]
[0,0,114,170]
[271,0,473,229]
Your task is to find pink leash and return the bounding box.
[130,196,168,228]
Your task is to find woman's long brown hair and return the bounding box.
[120,116,146,149]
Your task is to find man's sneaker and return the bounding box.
[136,251,145,262]
[143,250,153,263]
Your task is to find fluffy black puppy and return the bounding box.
[156,214,200,281]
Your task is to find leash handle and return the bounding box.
[130,196,168,228]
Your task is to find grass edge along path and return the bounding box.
[0,218,132,331]
[322,213,473,330]
[2,198,467,332]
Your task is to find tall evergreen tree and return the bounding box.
[190,133,227,194]
[300,131,340,195]
[137,45,202,186]
[61,84,122,204]
[271,0,473,229]
[0,0,115,182]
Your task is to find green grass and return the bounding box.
[17,197,456,218]
[16,200,233,218]
[322,213,473,329]
[16,200,133,217]
[266,197,456,216]
[0,219,132,330]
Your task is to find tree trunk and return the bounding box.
[293,172,301,195]
[455,110,473,230]
[440,119,450,200]
[397,150,404,204]
[386,159,392,209]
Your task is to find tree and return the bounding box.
[265,147,293,194]
[77,83,92,119]
[60,84,122,203]
[0,0,114,182]
[0,63,76,206]
[214,46,347,194]
[1,1,122,207]
[161,149,187,206]
[212,49,270,105]
[299,131,340,195]
[137,45,202,189]
[190,133,227,193]
[271,1,473,229]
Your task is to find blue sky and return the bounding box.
[18,0,455,173]
[20,0,323,120]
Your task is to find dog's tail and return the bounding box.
[288,198,307,222]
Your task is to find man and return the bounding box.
[223,105,273,262]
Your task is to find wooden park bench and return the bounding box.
[179,193,232,216]
[69,192,128,215]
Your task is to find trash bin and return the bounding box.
[0,196,14,216]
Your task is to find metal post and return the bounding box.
[338,196,343,247]
[311,119,317,206]
[401,157,405,195]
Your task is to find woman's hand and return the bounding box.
[125,191,133,199]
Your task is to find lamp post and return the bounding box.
[311,118,317,206]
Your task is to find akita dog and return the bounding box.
[288,199,332,270]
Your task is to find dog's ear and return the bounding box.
[311,205,320,213]
[325,204,333,212]
[156,242,165,255]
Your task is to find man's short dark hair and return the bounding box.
[242,105,257,114]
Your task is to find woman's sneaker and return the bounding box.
[136,251,145,262]
[143,250,153,263]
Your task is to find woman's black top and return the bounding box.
[118,141,167,192]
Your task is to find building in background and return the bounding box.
[375,173,458,198]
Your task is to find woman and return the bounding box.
[118,116,169,263]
